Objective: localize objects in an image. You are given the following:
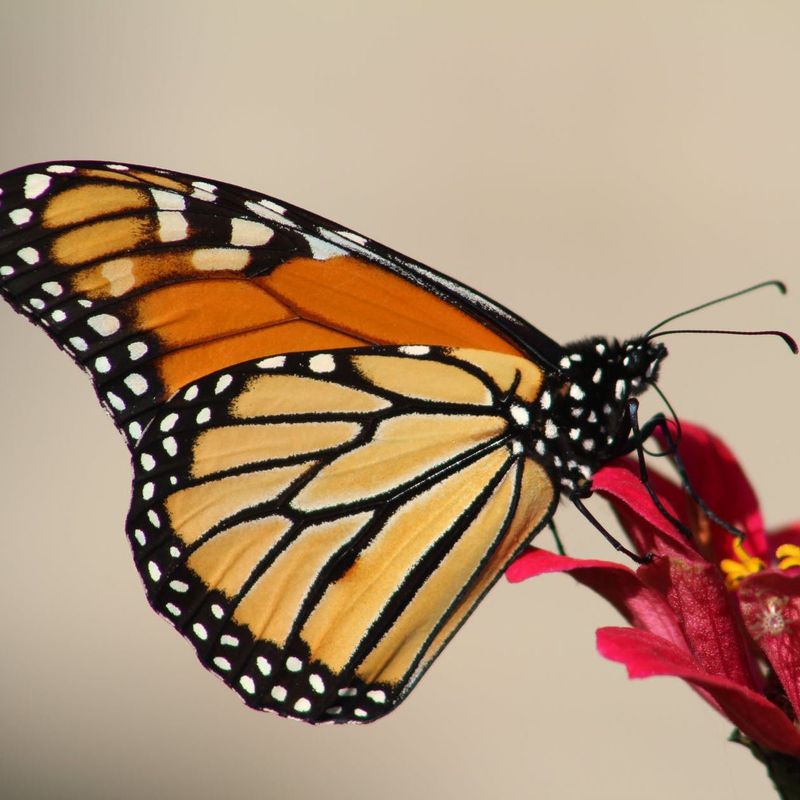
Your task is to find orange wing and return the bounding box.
[128,345,556,722]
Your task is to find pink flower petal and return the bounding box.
[507,548,689,651]
[640,557,762,691]
[739,572,800,720]
[597,627,800,757]
[656,421,767,561]
[592,461,699,559]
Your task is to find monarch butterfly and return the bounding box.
[0,161,783,724]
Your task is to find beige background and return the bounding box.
[1,2,799,798]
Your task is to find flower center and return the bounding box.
[720,538,765,589]
[776,544,800,571]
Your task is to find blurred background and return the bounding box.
[1,2,798,798]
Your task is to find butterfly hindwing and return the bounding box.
[127,345,556,722]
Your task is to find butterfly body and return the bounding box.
[0,161,666,722]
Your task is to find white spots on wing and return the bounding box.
[587,411,597,423]
[211,604,224,619]
[24,173,51,199]
[140,453,156,471]
[0,266,14,277]
[354,708,368,718]
[192,180,216,193]
[539,391,551,410]
[191,248,250,271]
[88,313,120,337]
[160,413,179,432]
[162,436,178,457]
[579,465,592,479]
[338,687,357,697]
[191,181,217,202]
[106,164,129,171]
[326,706,342,716]
[257,355,285,369]
[213,657,232,672]
[305,235,347,260]
[41,281,62,296]
[271,686,287,702]
[78,299,92,308]
[9,208,32,225]
[133,529,146,546]
[309,353,335,373]
[534,440,545,455]
[593,368,602,384]
[510,403,529,426]
[196,407,211,425]
[615,379,626,400]
[399,345,431,356]
[69,336,88,351]
[231,218,273,247]
[240,676,256,695]
[366,689,386,704]
[569,428,580,440]
[169,476,178,485]
[244,199,296,226]
[544,419,558,439]
[559,356,570,368]
[106,392,126,411]
[99,258,136,296]
[94,356,111,373]
[128,341,148,360]
[124,373,148,396]
[184,385,199,401]
[256,656,271,676]
[166,602,181,617]
[47,164,76,174]
[570,408,583,419]
[128,421,142,440]
[511,440,524,455]
[151,189,186,210]
[141,482,155,500]
[170,580,189,593]
[286,656,302,672]
[294,698,312,713]
[29,298,44,310]
[147,509,161,528]
[220,635,239,647]
[309,674,325,694]
[215,374,233,394]
[17,247,39,265]
[336,229,367,245]
[193,623,208,640]
[569,384,585,401]
[157,211,188,242]
[147,561,161,581]
[583,439,595,451]
[595,342,606,354]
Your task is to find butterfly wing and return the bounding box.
[0,161,561,721]
[0,161,565,446]
[129,345,556,722]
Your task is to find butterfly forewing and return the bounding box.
[128,346,555,721]
[0,162,545,447]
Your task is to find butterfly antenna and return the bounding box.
[645,327,798,354]
[644,279,787,338]
[641,382,683,458]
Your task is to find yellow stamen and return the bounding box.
[720,538,766,590]
[776,544,800,571]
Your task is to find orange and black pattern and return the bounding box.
[129,345,555,721]
[0,160,665,723]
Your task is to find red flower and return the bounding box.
[507,421,800,758]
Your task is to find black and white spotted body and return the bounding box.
[527,336,668,496]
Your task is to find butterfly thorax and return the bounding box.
[527,336,667,497]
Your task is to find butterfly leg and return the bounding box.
[626,400,746,540]
[570,494,652,564]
